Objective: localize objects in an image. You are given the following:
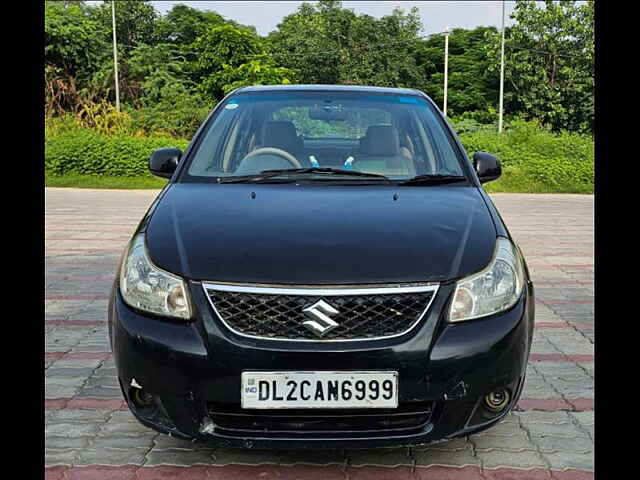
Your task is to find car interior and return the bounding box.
[191,98,450,178]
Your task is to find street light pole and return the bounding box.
[111,1,121,111]
[498,0,506,133]
[443,26,450,116]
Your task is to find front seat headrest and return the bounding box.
[361,125,400,156]
[260,121,301,153]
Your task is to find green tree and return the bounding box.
[45,1,108,114]
[46,0,163,107]
[267,1,424,87]
[416,26,499,119]
[191,24,265,98]
[343,8,423,87]
[155,4,226,47]
[127,43,194,105]
[215,55,296,95]
[93,0,160,48]
[486,0,594,132]
[86,1,165,105]
[44,0,593,137]
[267,2,337,84]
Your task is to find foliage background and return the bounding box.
[44,0,594,193]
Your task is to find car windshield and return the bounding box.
[184,91,466,182]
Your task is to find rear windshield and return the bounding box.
[184,92,465,180]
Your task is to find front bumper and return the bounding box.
[108,280,534,449]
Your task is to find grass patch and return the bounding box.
[459,120,593,194]
[45,167,592,193]
[44,119,593,193]
[45,171,167,189]
[45,128,189,176]
[482,166,593,194]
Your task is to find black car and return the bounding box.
[108,85,534,449]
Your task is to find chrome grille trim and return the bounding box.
[202,282,439,342]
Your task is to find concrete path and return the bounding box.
[45,188,594,479]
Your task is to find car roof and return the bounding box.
[232,84,426,97]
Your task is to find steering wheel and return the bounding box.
[240,147,302,169]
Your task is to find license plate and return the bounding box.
[241,371,398,409]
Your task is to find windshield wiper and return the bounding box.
[218,167,390,183]
[398,174,467,185]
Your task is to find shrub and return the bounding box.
[45,128,189,176]
[519,154,594,190]
[448,117,495,135]
[459,119,594,192]
[46,93,214,140]
[45,114,81,137]
[45,118,593,193]
[46,106,139,137]
[130,92,216,139]
[75,101,136,135]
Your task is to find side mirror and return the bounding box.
[472,152,501,183]
[149,148,182,179]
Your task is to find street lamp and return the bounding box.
[498,1,506,133]
[111,1,120,112]
[443,25,450,116]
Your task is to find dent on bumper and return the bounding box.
[109,281,534,448]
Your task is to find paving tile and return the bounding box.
[50,409,111,423]
[75,448,148,466]
[348,447,414,467]
[45,449,78,465]
[46,422,100,438]
[471,432,537,452]
[45,436,93,450]
[533,435,593,454]
[144,449,216,466]
[568,411,594,426]
[413,437,469,451]
[413,447,479,467]
[524,422,588,439]
[542,452,594,471]
[515,411,573,425]
[44,190,594,472]
[476,449,547,469]
[90,435,157,450]
[278,449,348,465]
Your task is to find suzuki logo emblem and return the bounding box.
[302,299,340,337]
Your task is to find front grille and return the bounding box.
[203,284,437,341]
[207,402,434,435]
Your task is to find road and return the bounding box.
[45,188,594,479]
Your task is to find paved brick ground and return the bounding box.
[45,188,594,479]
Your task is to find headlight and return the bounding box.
[119,233,191,320]
[449,237,524,322]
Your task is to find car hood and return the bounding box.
[145,183,497,284]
